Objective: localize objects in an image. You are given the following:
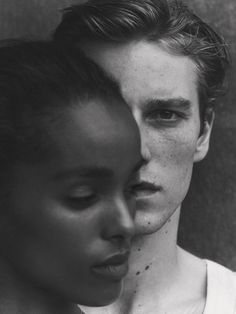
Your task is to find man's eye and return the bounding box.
[147,110,179,121]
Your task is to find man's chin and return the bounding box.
[134,211,167,236]
[134,206,180,236]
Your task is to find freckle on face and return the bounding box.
[81,40,205,236]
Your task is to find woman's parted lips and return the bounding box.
[92,251,130,280]
[94,250,130,267]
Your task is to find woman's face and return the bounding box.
[0,97,141,306]
[81,40,213,235]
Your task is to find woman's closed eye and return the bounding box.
[66,186,98,209]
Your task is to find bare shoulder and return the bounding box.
[204,260,236,314]
[162,247,208,314]
[177,247,207,299]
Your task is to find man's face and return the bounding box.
[81,40,213,235]
[0,98,141,306]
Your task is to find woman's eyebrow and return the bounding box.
[53,166,113,181]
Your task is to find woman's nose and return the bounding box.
[102,198,135,244]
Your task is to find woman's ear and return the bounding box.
[194,109,215,162]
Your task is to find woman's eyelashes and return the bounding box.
[64,180,140,210]
[65,186,98,209]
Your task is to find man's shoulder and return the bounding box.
[204,260,236,314]
[206,259,236,286]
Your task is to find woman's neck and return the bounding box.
[0,259,80,314]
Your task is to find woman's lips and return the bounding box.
[92,252,130,281]
[134,181,161,199]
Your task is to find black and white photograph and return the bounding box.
[0,1,235,313]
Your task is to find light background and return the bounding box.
[0,0,235,269]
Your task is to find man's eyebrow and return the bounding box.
[53,167,113,181]
[143,98,191,111]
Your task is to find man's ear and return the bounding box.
[194,109,215,162]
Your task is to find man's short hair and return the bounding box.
[53,0,230,120]
[0,40,121,168]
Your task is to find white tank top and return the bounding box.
[203,260,236,314]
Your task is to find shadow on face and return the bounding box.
[0,97,142,307]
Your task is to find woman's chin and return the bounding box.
[78,280,123,308]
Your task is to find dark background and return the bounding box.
[0,0,235,269]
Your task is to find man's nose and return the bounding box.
[102,198,135,244]
[140,126,151,162]
[132,110,151,162]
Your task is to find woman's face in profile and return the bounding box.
[0,99,141,307]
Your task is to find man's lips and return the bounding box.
[133,181,161,198]
[92,251,130,281]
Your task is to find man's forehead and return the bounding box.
[80,40,133,78]
[81,40,199,107]
[81,39,197,79]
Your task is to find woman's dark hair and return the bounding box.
[0,40,122,168]
[53,0,230,120]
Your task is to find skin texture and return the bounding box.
[0,97,141,314]
[81,40,213,235]
[80,40,213,314]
